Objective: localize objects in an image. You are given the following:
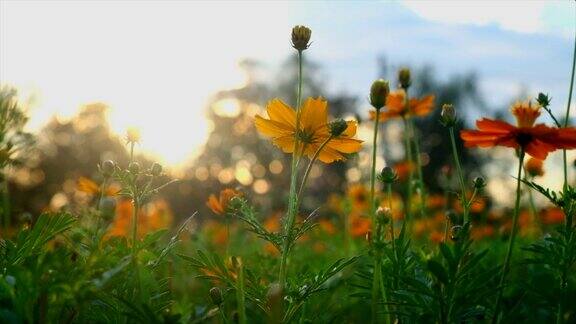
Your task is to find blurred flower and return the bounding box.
[77,176,120,197]
[470,225,495,240]
[540,207,565,225]
[347,184,369,212]
[106,198,173,238]
[125,127,141,144]
[369,90,435,121]
[525,157,544,177]
[255,98,362,163]
[349,214,371,238]
[461,100,576,159]
[206,189,242,215]
[393,161,414,182]
[318,219,337,235]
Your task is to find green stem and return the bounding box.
[236,260,246,324]
[408,118,426,217]
[492,150,525,324]
[296,136,333,204]
[370,110,381,224]
[403,117,414,223]
[2,173,10,233]
[449,126,469,224]
[563,30,576,191]
[131,197,140,253]
[387,183,396,258]
[279,50,304,288]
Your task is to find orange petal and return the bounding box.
[411,94,435,116]
[254,116,293,138]
[77,177,99,194]
[267,99,296,127]
[327,138,363,154]
[385,90,406,111]
[207,195,224,215]
[476,118,515,133]
[317,145,346,163]
[300,97,328,132]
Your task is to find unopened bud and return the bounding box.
[536,93,551,108]
[329,119,348,137]
[150,162,163,176]
[398,68,411,89]
[209,287,223,306]
[376,207,391,225]
[450,225,463,241]
[291,25,312,51]
[370,79,390,109]
[101,160,115,177]
[440,104,456,126]
[377,166,397,184]
[128,162,140,174]
[473,176,486,189]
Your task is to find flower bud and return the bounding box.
[473,176,486,189]
[370,79,390,109]
[150,162,163,176]
[101,160,115,177]
[450,225,463,241]
[209,287,223,306]
[377,166,397,184]
[128,162,140,174]
[440,104,456,126]
[375,207,391,225]
[291,25,312,51]
[525,157,544,178]
[398,68,411,89]
[536,93,551,108]
[328,119,348,137]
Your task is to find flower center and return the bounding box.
[511,101,541,128]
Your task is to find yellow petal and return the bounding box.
[327,138,363,153]
[267,99,296,127]
[299,97,328,132]
[255,116,293,138]
[317,146,345,163]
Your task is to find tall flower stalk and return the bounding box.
[368,79,390,324]
[279,26,311,288]
[492,150,525,324]
[563,31,576,191]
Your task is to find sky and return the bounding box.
[0,1,575,170]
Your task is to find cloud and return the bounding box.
[401,0,572,37]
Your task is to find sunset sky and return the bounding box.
[1,1,574,168]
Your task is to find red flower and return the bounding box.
[460,100,576,159]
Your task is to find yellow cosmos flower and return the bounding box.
[254,97,362,163]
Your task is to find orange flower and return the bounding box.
[393,161,414,182]
[540,207,565,225]
[206,189,242,215]
[525,157,544,177]
[106,198,173,238]
[254,97,362,163]
[318,219,337,235]
[461,100,576,159]
[369,90,435,121]
[77,176,120,197]
[349,214,371,237]
[347,184,369,212]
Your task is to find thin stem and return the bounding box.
[403,117,414,223]
[449,126,469,223]
[409,118,426,218]
[279,50,304,288]
[236,261,246,324]
[296,136,333,203]
[369,110,381,225]
[131,197,140,253]
[563,30,576,191]
[387,183,396,257]
[492,150,525,324]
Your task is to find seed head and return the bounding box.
[536,93,551,108]
[473,176,486,189]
